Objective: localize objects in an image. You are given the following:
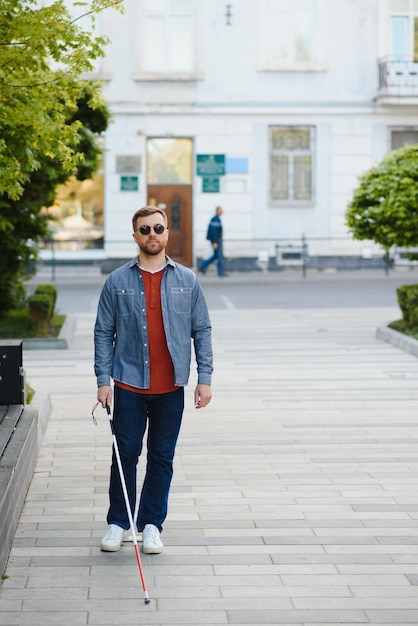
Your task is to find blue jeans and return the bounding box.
[199,241,225,276]
[107,386,184,533]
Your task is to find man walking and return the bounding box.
[198,206,227,277]
[94,206,213,554]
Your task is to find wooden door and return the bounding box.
[147,185,193,266]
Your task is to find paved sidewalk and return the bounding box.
[3,306,418,625]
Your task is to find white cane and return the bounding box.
[105,402,150,604]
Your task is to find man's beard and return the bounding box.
[140,240,166,256]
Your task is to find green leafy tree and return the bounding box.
[0,87,110,309]
[0,0,121,310]
[346,144,418,255]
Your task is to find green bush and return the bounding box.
[34,284,57,314]
[10,283,27,310]
[0,308,32,337]
[346,144,418,252]
[396,284,418,327]
[0,307,65,339]
[28,294,52,335]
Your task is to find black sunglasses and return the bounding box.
[137,224,166,235]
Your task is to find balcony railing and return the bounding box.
[378,57,418,99]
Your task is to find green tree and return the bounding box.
[0,0,121,310]
[0,87,110,309]
[346,144,418,254]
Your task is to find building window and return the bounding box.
[269,127,314,205]
[141,0,197,74]
[260,0,324,70]
[146,138,193,184]
[390,0,418,60]
[391,127,418,150]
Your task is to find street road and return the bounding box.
[28,264,418,315]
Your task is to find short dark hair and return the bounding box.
[132,206,168,231]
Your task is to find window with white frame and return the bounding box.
[391,127,418,149]
[140,0,197,74]
[390,0,418,60]
[269,126,314,205]
[260,0,320,69]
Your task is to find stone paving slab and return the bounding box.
[3,307,418,624]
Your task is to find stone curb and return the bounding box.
[32,392,52,445]
[376,324,418,358]
[22,313,76,350]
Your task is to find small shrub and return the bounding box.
[10,283,27,309]
[0,307,65,339]
[0,308,31,336]
[28,294,52,335]
[397,285,410,324]
[34,284,57,314]
[396,284,418,328]
[26,382,35,404]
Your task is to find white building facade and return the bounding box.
[49,0,418,269]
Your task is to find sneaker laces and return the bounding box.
[106,525,122,541]
[146,525,161,545]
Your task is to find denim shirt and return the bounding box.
[94,256,213,389]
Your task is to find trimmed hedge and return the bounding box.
[396,284,418,328]
[34,284,57,314]
[28,294,52,333]
[27,283,57,334]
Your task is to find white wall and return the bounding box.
[88,0,416,262]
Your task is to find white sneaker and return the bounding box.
[100,524,126,552]
[142,524,164,554]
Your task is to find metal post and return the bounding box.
[302,234,307,278]
[51,238,56,282]
[383,251,390,276]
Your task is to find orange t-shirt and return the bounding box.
[115,267,179,395]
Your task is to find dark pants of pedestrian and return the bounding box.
[199,241,225,276]
[107,385,184,533]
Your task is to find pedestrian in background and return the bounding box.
[198,206,228,277]
[94,206,213,554]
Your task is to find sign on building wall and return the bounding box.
[226,157,249,174]
[196,154,225,192]
[202,176,220,193]
[196,154,225,176]
[116,156,142,174]
[120,176,139,191]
